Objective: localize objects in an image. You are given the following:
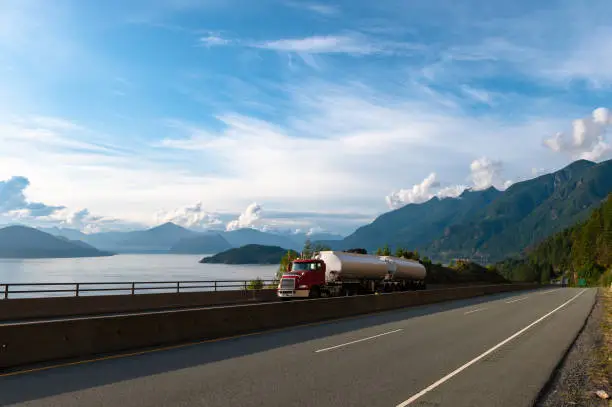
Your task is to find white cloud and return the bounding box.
[226,202,262,231]
[386,156,513,209]
[302,4,338,16]
[284,1,339,16]
[386,173,467,209]
[543,107,612,161]
[155,202,223,229]
[257,35,378,55]
[0,175,64,216]
[48,208,116,234]
[385,173,440,208]
[470,157,505,190]
[460,85,494,105]
[200,34,231,47]
[253,34,418,56]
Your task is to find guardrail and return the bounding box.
[0,279,278,299]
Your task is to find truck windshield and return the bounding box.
[292,262,318,271]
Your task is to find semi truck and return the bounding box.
[277,250,427,299]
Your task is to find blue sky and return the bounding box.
[0,0,611,235]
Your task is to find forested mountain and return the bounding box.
[428,159,612,262]
[340,187,502,253]
[199,244,297,264]
[336,159,612,263]
[496,194,612,285]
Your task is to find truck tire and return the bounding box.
[309,286,321,298]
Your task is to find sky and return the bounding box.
[0,0,611,236]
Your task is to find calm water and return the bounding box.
[0,254,278,284]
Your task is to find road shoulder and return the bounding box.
[536,288,611,407]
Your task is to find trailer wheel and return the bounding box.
[309,286,321,298]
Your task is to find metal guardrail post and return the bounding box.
[214,281,217,292]
[176,282,180,293]
[131,282,135,295]
[244,281,247,291]
[3,285,7,300]
[75,283,80,297]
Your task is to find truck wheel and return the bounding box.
[309,286,321,298]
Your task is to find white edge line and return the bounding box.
[464,307,487,315]
[315,329,403,353]
[505,296,528,304]
[396,289,588,407]
[539,289,561,295]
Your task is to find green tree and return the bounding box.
[380,244,391,256]
[312,243,331,258]
[302,239,313,258]
[276,250,299,282]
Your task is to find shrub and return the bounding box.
[247,277,264,290]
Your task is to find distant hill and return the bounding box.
[222,228,301,250]
[0,226,113,258]
[427,159,612,262]
[169,233,232,254]
[79,222,199,253]
[40,227,88,241]
[199,244,298,264]
[116,222,198,252]
[37,222,312,254]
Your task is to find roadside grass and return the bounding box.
[592,287,611,403]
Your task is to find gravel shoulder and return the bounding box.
[537,288,611,407]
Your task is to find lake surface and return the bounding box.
[0,254,279,292]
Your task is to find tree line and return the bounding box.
[495,194,612,286]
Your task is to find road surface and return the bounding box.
[0,287,595,407]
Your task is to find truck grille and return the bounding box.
[280,278,295,290]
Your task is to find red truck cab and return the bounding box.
[277,259,326,298]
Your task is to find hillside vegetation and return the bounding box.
[200,244,299,265]
[333,159,612,263]
[496,194,612,286]
[429,159,612,262]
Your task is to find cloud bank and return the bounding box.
[386,157,511,209]
[155,202,223,229]
[226,202,262,231]
[544,107,611,161]
[0,176,64,217]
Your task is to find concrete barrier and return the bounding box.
[0,283,537,370]
[0,289,279,322]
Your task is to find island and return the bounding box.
[0,225,113,258]
[199,244,298,264]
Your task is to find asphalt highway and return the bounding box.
[0,287,596,407]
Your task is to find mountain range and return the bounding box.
[39,223,343,255]
[2,158,610,261]
[328,158,612,263]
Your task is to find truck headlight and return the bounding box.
[299,285,308,289]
